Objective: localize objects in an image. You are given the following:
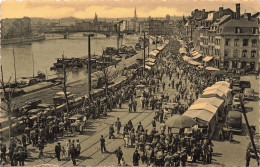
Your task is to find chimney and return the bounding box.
[219,7,224,18]
[244,13,252,21]
[202,9,205,13]
[236,3,240,19]
[195,9,198,13]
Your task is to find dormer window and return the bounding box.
[235,27,240,33]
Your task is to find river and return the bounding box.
[1,32,139,82]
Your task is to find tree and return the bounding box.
[52,54,71,113]
[95,52,113,95]
[0,66,20,139]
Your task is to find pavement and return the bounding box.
[2,39,259,166]
[15,70,179,166]
[205,75,259,167]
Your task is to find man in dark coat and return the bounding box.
[22,134,27,148]
[133,149,140,166]
[55,142,61,161]
[109,124,115,139]
[246,149,251,167]
[115,118,122,135]
[100,135,106,153]
[115,147,123,166]
[70,145,76,166]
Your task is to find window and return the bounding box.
[215,49,220,56]
[224,50,229,57]
[215,39,220,45]
[235,27,240,33]
[242,50,247,57]
[225,39,230,46]
[251,50,256,58]
[252,39,257,47]
[234,39,239,46]
[253,27,259,34]
[233,49,239,57]
[243,39,248,46]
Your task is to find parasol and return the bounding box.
[165,115,196,128]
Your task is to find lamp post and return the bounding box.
[143,31,146,76]
[88,34,95,98]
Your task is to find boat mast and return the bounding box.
[13,46,17,83]
[117,21,120,56]
[32,53,35,77]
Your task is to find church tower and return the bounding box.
[93,12,98,27]
[133,6,138,32]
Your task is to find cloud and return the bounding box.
[2,2,75,18]
[1,0,259,19]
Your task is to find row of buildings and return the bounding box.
[178,3,259,72]
[30,7,175,36]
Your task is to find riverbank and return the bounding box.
[1,35,45,45]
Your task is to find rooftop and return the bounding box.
[220,18,258,28]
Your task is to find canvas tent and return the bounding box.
[183,109,216,129]
[201,89,230,106]
[194,97,224,108]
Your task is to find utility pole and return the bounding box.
[240,95,259,166]
[143,31,146,76]
[190,25,193,41]
[13,46,17,84]
[32,54,35,77]
[155,32,157,49]
[88,34,94,97]
[148,34,150,57]
[117,21,120,56]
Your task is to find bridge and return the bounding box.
[45,30,136,38]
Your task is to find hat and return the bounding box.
[57,142,60,144]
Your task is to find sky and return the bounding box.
[1,0,259,19]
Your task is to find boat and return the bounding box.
[103,47,118,56]
[51,58,86,70]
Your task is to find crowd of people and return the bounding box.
[98,38,219,166]
[0,37,228,166]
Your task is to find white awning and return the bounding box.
[179,48,187,54]
[157,45,164,51]
[193,54,202,59]
[190,50,197,54]
[192,52,199,56]
[149,50,159,57]
[183,56,192,61]
[145,58,156,63]
[184,109,215,123]
[188,60,202,66]
[205,67,220,71]
[141,65,152,70]
[203,56,213,62]
[194,97,224,108]
[145,62,155,66]
[188,102,218,114]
